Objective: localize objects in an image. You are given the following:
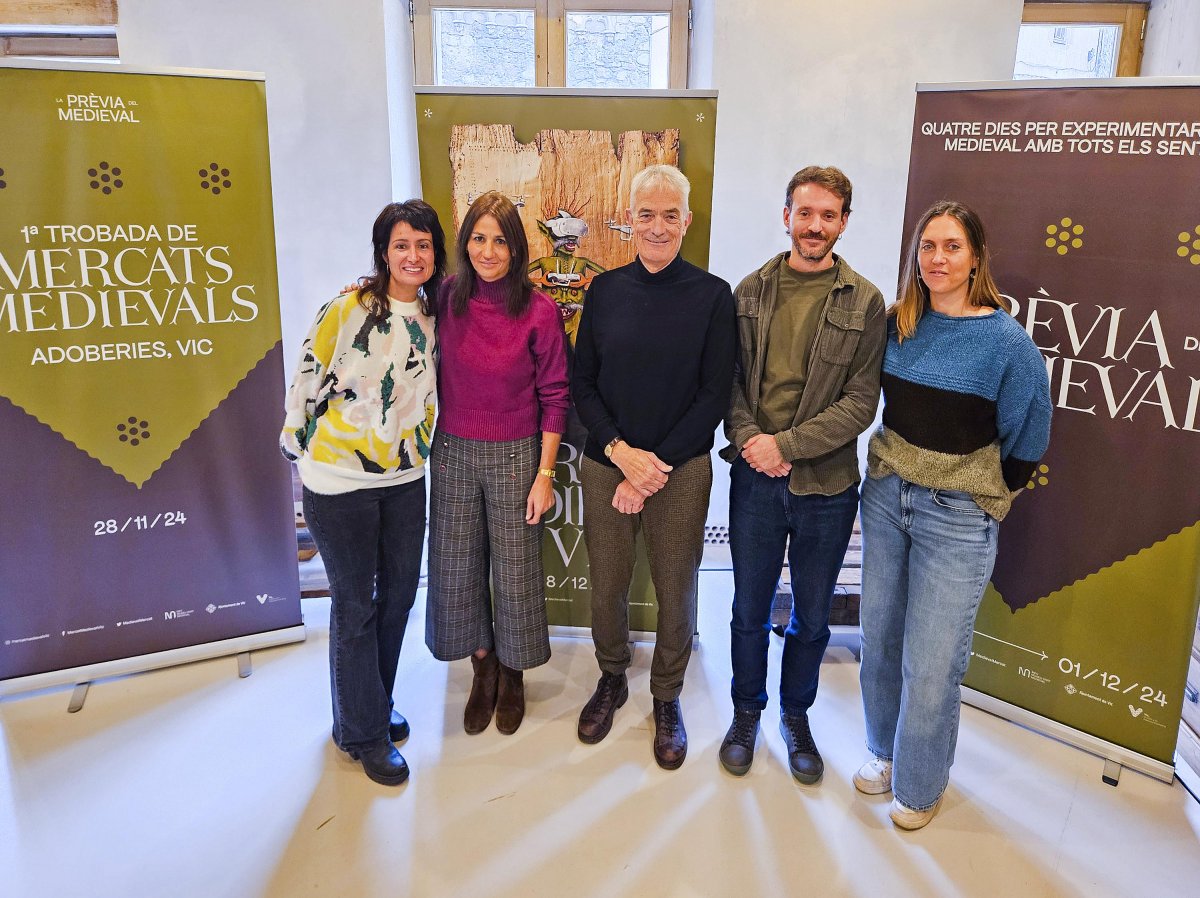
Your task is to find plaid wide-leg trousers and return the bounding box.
[425,430,552,670]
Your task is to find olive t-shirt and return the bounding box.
[756,262,836,435]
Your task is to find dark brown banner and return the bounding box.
[904,84,1200,764]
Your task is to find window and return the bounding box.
[0,1,118,60]
[413,0,690,88]
[1014,2,1147,80]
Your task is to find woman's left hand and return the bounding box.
[526,474,555,524]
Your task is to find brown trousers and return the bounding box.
[580,453,712,701]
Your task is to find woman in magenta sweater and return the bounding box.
[426,191,569,735]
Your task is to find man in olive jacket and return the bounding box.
[719,165,885,784]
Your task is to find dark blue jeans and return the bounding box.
[728,457,858,716]
[304,478,426,752]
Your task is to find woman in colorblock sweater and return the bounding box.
[426,191,569,736]
[282,200,447,787]
[855,201,1052,829]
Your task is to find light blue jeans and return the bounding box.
[859,473,999,811]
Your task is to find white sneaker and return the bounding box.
[853,756,893,794]
[889,795,942,830]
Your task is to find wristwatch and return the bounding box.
[603,437,622,459]
[538,467,556,480]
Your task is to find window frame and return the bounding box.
[412,0,690,89]
[1021,2,1147,77]
[0,1,118,59]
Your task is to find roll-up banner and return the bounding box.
[904,80,1200,780]
[415,87,718,632]
[0,62,304,696]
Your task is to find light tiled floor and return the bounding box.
[3,570,1199,897]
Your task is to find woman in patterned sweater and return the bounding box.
[281,200,446,787]
[855,201,1051,829]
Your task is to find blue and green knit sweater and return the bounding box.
[867,308,1052,521]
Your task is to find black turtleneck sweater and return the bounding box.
[571,253,736,468]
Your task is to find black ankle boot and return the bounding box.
[349,740,409,786]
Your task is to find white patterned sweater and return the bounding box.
[281,290,436,495]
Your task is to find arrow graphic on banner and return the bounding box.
[973,630,1048,660]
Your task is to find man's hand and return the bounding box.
[741,433,791,477]
[526,475,555,524]
[611,442,672,496]
[612,479,645,515]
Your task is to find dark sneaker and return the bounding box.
[348,740,410,786]
[779,711,823,784]
[577,672,628,744]
[652,698,688,770]
[719,709,761,776]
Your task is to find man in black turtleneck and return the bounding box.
[571,164,735,770]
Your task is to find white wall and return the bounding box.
[117,0,403,377]
[699,0,1023,533]
[115,0,1030,543]
[1143,0,1200,76]
[707,0,1023,293]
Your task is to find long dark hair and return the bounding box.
[892,200,1007,342]
[449,191,533,317]
[357,199,447,318]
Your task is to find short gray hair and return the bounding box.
[629,164,690,214]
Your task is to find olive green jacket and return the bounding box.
[721,252,886,495]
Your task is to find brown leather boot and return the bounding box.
[464,651,499,735]
[652,697,687,770]
[495,663,525,735]
[577,672,628,744]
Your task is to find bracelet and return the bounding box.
[538,467,556,480]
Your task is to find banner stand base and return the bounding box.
[0,624,307,703]
[1174,751,1200,803]
[67,682,89,713]
[1102,758,1123,787]
[962,686,1174,785]
[549,625,660,644]
[548,627,703,651]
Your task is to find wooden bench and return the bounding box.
[770,519,862,658]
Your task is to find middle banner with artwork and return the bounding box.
[416,87,717,630]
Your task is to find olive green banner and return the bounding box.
[0,67,280,486]
[0,64,301,687]
[416,88,717,629]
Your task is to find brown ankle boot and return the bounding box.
[495,663,525,735]
[464,652,499,734]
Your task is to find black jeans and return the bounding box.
[304,478,426,751]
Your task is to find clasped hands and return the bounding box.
[741,433,791,477]
[610,441,671,514]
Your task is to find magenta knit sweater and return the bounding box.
[436,276,569,440]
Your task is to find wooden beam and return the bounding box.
[0,34,118,56]
[0,1,117,26]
